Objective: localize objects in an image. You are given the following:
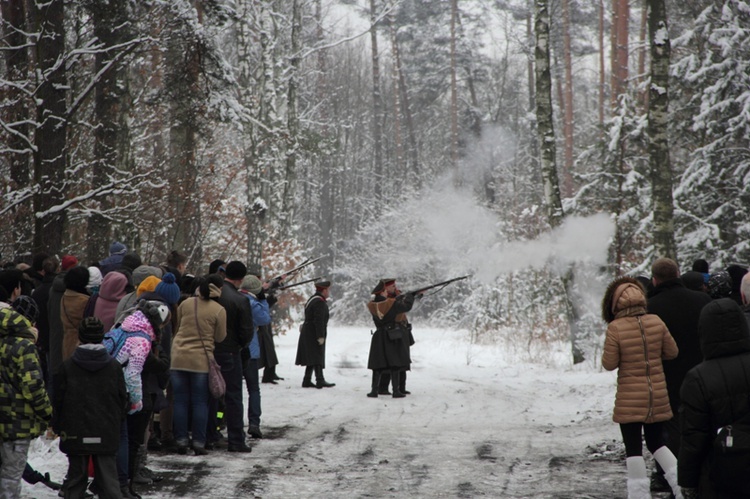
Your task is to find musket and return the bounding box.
[275,276,324,292]
[406,275,471,296]
[266,257,324,289]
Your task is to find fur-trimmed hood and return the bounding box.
[601,276,647,323]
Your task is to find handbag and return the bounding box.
[194,299,225,399]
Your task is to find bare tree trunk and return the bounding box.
[534,0,563,228]
[637,0,649,107]
[647,0,676,259]
[561,0,574,197]
[392,31,420,184]
[388,16,404,173]
[450,0,459,172]
[527,10,535,111]
[611,0,630,107]
[1,0,32,253]
[282,0,301,236]
[598,0,606,127]
[369,0,384,199]
[87,0,133,263]
[31,0,67,254]
[536,0,582,364]
[166,2,203,259]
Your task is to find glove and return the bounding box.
[128,401,143,415]
[317,337,325,346]
[681,488,698,499]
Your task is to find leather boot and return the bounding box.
[378,371,391,395]
[314,366,335,388]
[399,370,410,395]
[367,371,381,397]
[302,366,316,387]
[391,370,405,398]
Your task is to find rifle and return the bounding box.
[406,275,471,296]
[266,257,323,290]
[275,276,324,292]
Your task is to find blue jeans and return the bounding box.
[171,370,209,446]
[242,358,261,427]
[214,351,245,447]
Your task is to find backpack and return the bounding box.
[103,326,152,359]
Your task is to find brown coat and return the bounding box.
[601,277,679,424]
[170,286,227,373]
[60,290,90,361]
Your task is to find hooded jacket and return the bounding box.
[601,276,679,424]
[54,343,128,455]
[678,298,750,494]
[93,271,129,332]
[0,306,52,440]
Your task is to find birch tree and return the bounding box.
[647,0,676,259]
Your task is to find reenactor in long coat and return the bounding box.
[295,281,335,388]
[366,279,419,398]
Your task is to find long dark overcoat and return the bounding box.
[295,293,329,367]
[367,293,415,371]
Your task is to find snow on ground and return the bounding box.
[23,326,644,498]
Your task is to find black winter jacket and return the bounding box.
[678,298,750,496]
[54,344,128,455]
[647,278,712,411]
[216,281,253,354]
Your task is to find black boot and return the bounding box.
[399,370,410,395]
[302,366,316,388]
[314,366,335,388]
[378,371,392,395]
[367,371,381,398]
[391,370,405,398]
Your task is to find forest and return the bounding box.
[1,0,748,364]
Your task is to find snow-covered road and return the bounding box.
[24,326,652,498]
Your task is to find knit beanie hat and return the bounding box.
[137,275,161,297]
[64,266,91,294]
[132,265,163,287]
[78,316,105,344]
[11,295,39,323]
[155,272,181,305]
[61,255,78,271]
[109,241,127,256]
[241,275,263,295]
[225,261,247,281]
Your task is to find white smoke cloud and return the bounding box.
[400,185,614,284]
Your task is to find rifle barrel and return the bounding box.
[410,275,471,295]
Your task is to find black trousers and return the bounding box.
[619,421,665,457]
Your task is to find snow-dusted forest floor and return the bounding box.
[24,326,673,498]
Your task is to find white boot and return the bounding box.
[653,446,683,499]
[626,456,652,499]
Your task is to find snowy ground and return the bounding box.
[23,326,668,498]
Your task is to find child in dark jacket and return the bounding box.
[54,317,128,499]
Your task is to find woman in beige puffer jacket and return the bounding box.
[601,276,683,499]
